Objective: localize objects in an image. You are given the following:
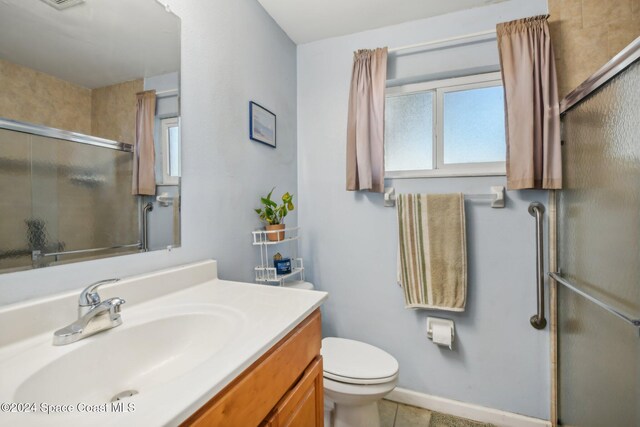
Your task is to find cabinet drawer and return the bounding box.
[182,309,321,427]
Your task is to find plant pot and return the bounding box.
[266,224,285,242]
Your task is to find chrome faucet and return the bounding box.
[53,279,126,346]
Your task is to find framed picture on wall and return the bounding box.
[249,101,276,148]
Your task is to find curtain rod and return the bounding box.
[155,89,179,97]
[156,89,179,99]
[388,29,496,53]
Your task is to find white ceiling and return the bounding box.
[257,0,508,44]
[0,0,180,89]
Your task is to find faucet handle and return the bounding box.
[106,297,126,320]
[79,278,120,307]
[109,297,126,310]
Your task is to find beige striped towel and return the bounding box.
[397,193,467,311]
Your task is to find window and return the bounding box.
[160,117,181,185]
[385,72,505,178]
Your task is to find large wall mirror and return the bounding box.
[0,0,181,273]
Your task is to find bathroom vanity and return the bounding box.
[183,310,323,426]
[0,260,327,426]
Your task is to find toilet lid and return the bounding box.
[321,337,399,385]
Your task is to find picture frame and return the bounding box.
[249,101,276,148]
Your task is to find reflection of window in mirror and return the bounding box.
[161,117,181,185]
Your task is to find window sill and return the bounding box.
[385,169,506,179]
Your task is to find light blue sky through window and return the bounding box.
[168,125,181,176]
[443,86,505,164]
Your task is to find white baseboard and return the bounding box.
[387,387,551,427]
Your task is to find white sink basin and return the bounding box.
[0,260,327,426]
[14,304,243,405]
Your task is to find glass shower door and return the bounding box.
[557,60,640,426]
[0,126,140,272]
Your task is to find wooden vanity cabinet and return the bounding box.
[182,309,323,427]
[261,356,323,427]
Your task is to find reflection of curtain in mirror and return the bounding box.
[132,90,157,195]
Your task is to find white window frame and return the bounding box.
[160,117,180,185]
[385,72,506,179]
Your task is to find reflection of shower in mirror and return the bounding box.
[0,0,182,273]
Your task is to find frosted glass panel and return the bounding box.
[443,86,505,164]
[385,92,433,171]
[0,129,32,271]
[558,60,639,427]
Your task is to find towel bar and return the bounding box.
[384,186,505,208]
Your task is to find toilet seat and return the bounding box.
[324,370,398,385]
[321,337,399,385]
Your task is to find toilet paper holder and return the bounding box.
[426,317,455,345]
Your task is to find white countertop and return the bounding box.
[0,260,327,426]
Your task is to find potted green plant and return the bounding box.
[255,187,294,241]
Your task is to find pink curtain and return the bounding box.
[132,90,156,195]
[346,48,388,193]
[497,15,562,190]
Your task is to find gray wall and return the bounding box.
[0,0,297,305]
[297,0,551,419]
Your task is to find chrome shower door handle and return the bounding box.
[529,202,547,330]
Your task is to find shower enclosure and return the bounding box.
[0,120,140,272]
[555,41,640,426]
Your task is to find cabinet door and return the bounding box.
[267,356,323,427]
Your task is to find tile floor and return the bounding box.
[379,400,494,427]
[379,400,432,427]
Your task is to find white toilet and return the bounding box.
[321,337,399,427]
[283,282,399,427]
